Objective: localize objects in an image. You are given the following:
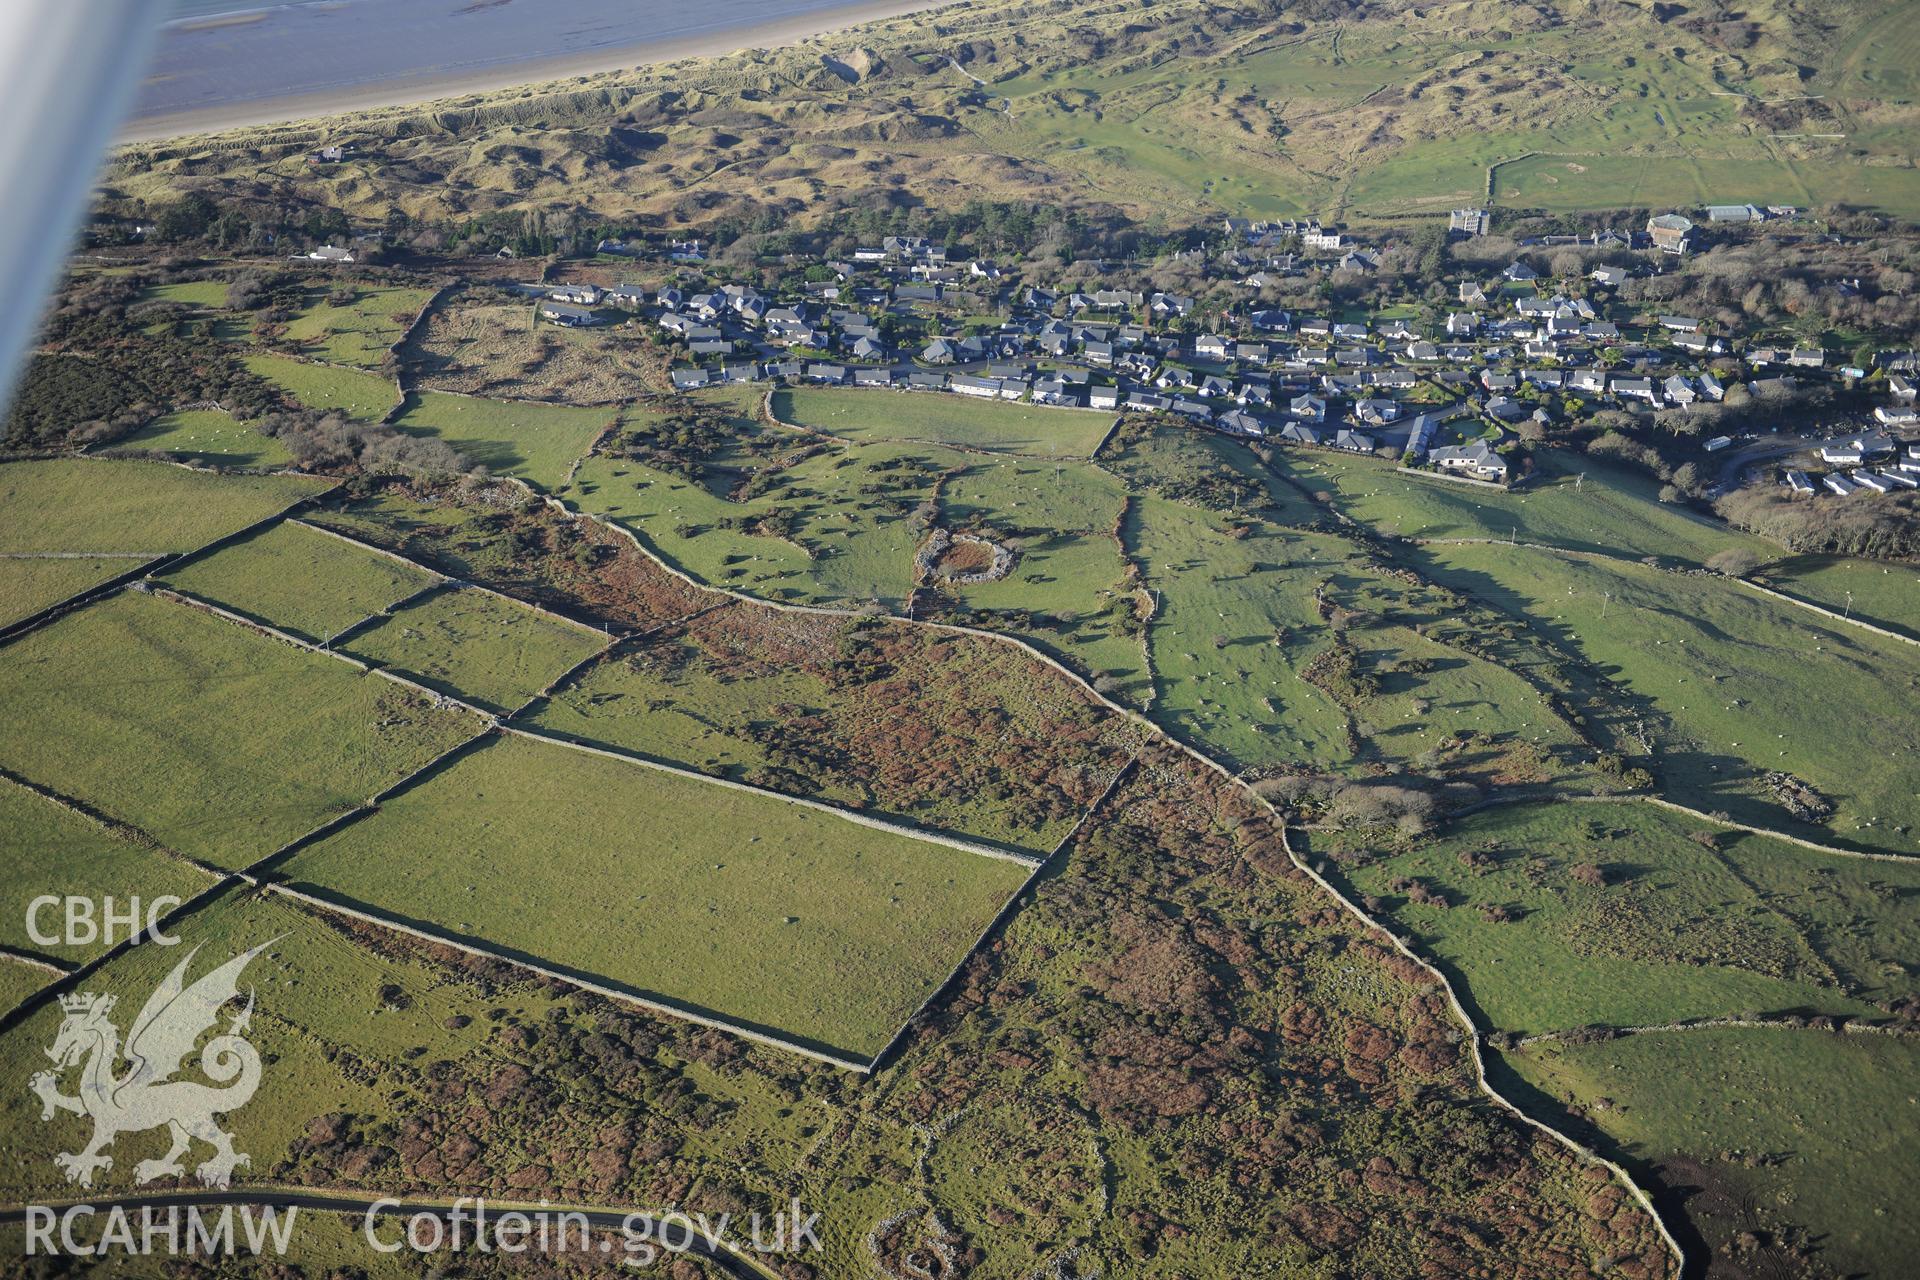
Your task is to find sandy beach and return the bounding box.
[121,0,954,144]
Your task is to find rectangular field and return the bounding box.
[0,779,215,963]
[280,285,435,366]
[281,732,1033,1060]
[774,387,1115,456]
[339,585,607,713]
[0,592,479,869]
[391,391,612,490]
[244,353,398,422]
[161,520,438,643]
[0,459,330,555]
[119,408,295,468]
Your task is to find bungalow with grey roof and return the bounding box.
[539,300,600,327]
[1429,441,1508,481]
[1279,422,1321,446]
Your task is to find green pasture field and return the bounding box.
[938,453,1144,687]
[1505,1028,1920,1278]
[0,884,570,1203]
[280,285,435,366]
[281,732,1033,1060]
[161,520,437,643]
[1270,446,1763,564]
[339,585,607,714]
[0,592,479,869]
[137,280,228,308]
[1130,491,1594,781]
[1753,555,1920,641]
[572,434,1148,684]
[774,387,1116,456]
[391,390,611,490]
[243,352,398,421]
[1340,614,1598,790]
[0,779,215,963]
[565,440,938,606]
[0,459,329,555]
[1418,544,1920,855]
[1130,492,1354,768]
[1331,799,1920,1035]
[119,408,295,468]
[0,556,137,628]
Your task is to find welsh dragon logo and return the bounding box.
[30,942,274,1189]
